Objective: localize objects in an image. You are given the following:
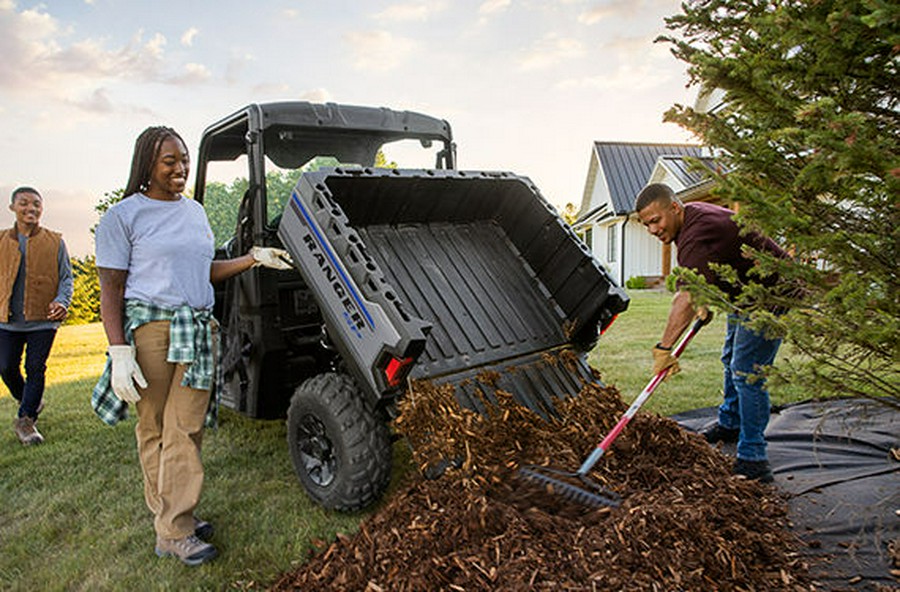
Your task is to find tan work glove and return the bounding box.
[108,345,147,404]
[250,246,293,270]
[695,305,713,326]
[652,344,680,380]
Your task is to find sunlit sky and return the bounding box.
[1,0,698,256]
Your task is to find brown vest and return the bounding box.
[0,226,62,322]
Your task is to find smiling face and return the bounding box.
[9,190,43,235]
[145,135,190,200]
[637,198,684,244]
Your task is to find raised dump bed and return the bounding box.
[278,167,628,420]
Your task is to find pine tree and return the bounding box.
[661,0,899,402]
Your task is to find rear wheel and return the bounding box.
[286,372,392,511]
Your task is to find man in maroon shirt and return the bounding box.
[635,183,788,483]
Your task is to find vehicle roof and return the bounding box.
[198,101,453,168]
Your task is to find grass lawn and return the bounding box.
[0,290,810,591]
[589,290,807,416]
[0,324,388,591]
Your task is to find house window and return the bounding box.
[583,228,593,251]
[607,224,617,263]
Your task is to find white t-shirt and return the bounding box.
[95,193,216,310]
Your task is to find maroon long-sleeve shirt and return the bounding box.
[675,202,788,302]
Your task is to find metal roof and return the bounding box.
[658,155,720,187]
[595,142,703,214]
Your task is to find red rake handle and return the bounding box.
[576,315,710,477]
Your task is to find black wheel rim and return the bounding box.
[296,414,337,487]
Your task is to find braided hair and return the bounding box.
[124,126,187,196]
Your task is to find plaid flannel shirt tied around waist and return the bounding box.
[91,299,220,427]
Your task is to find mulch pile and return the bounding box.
[272,373,817,591]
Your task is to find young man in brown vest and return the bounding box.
[0,186,73,444]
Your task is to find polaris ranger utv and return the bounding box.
[194,102,629,511]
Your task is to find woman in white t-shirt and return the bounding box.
[94,126,290,566]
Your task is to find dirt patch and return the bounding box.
[271,379,815,591]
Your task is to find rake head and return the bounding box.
[518,465,621,509]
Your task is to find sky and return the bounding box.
[0,0,699,257]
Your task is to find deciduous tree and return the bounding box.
[66,255,100,324]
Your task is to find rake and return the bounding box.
[519,313,713,509]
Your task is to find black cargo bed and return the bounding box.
[360,221,591,417]
[278,168,628,417]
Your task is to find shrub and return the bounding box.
[625,276,647,290]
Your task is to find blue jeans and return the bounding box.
[718,314,782,462]
[0,328,57,420]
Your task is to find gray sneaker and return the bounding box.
[13,417,44,445]
[155,534,217,566]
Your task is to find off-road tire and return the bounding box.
[286,372,392,511]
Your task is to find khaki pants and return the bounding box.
[133,320,212,540]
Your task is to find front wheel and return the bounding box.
[286,372,392,511]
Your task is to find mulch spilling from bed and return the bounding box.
[271,375,817,591]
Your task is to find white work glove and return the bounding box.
[108,345,147,404]
[250,246,293,270]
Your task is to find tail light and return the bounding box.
[384,356,414,388]
[600,314,619,336]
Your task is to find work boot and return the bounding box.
[155,534,217,566]
[733,458,774,484]
[13,417,44,445]
[702,423,740,444]
[193,517,214,541]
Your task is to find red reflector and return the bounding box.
[384,356,413,387]
[600,314,619,335]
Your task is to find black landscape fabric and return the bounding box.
[674,397,900,591]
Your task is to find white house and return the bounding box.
[572,142,718,287]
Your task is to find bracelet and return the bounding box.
[655,342,672,350]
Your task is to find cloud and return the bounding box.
[251,81,291,96]
[225,52,254,85]
[554,30,674,91]
[476,0,511,26]
[169,62,212,84]
[579,6,620,24]
[557,58,673,91]
[0,4,212,114]
[479,0,511,15]
[579,0,671,24]
[605,34,659,55]
[518,33,585,70]
[299,88,332,103]
[0,6,59,89]
[374,1,448,21]
[344,30,415,72]
[181,27,199,47]
[67,88,114,114]
[31,89,157,131]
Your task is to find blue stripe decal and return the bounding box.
[290,190,376,330]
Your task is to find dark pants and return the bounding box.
[0,328,57,420]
